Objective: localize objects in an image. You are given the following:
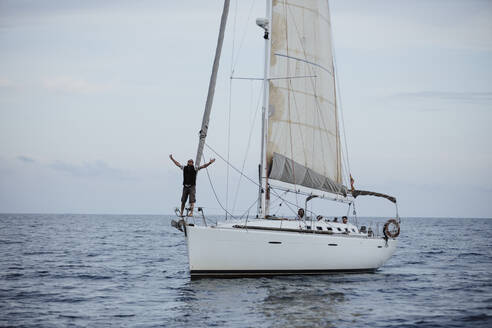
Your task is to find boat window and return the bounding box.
[345,228,349,233]
[317,226,323,231]
[306,225,311,230]
[352,229,356,233]
[337,227,342,232]
[327,227,333,231]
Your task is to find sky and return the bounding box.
[0,0,491,218]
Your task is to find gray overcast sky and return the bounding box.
[0,0,491,218]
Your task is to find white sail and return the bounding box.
[267,0,344,194]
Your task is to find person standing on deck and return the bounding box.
[169,154,215,217]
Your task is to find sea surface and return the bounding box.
[0,214,491,328]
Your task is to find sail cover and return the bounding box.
[267,0,344,195]
[270,152,347,196]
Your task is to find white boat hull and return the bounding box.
[185,223,397,277]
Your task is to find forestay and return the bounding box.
[267,0,344,195]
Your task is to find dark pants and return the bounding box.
[181,185,196,204]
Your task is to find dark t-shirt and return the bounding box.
[183,165,197,186]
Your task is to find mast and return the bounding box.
[195,0,230,167]
[257,0,272,218]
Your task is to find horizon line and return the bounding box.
[0,212,490,220]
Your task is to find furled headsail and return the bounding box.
[267,0,345,195]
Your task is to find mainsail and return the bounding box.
[267,0,346,195]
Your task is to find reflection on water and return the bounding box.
[171,275,371,328]
[260,277,346,328]
[171,278,267,327]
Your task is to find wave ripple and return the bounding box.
[0,214,491,327]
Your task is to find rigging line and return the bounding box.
[332,52,343,185]
[210,140,343,221]
[311,67,316,175]
[341,148,350,186]
[205,142,301,217]
[271,185,327,217]
[205,143,260,188]
[197,205,255,213]
[225,79,233,219]
[237,197,258,220]
[231,81,263,214]
[225,0,239,220]
[273,203,284,215]
[202,155,239,220]
[288,79,308,166]
[231,75,317,80]
[270,186,328,217]
[274,53,332,75]
[274,191,298,216]
[225,85,231,220]
[328,3,351,182]
[267,188,288,209]
[272,188,289,203]
[281,1,299,208]
[232,0,257,72]
[270,189,289,215]
[205,149,258,221]
[332,46,350,186]
[335,64,351,185]
[268,188,323,217]
[203,159,262,224]
[231,0,238,64]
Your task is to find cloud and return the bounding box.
[332,2,492,52]
[42,77,113,94]
[392,91,492,105]
[16,155,36,163]
[48,160,133,180]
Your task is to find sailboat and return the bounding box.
[172,0,401,278]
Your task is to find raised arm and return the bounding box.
[169,154,183,169]
[198,158,215,170]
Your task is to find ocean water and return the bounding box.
[0,214,491,328]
